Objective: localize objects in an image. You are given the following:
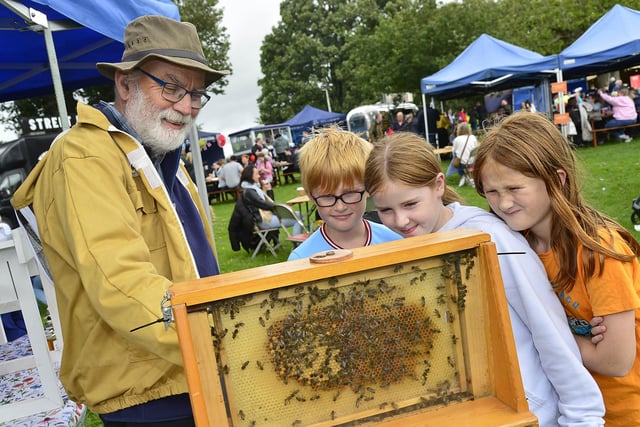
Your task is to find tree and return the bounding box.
[258,0,403,124]
[258,0,626,122]
[1,0,230,137]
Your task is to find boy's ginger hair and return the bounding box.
[298,128,372,196]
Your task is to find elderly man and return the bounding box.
[12,15,227,426]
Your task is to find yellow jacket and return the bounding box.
[11,102,216,414]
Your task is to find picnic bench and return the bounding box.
[433,146,453,155]
[590,119,640,147]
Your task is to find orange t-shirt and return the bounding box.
[538,232,640,426]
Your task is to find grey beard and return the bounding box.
[125,84,193,157]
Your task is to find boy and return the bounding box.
[288,129,400,260]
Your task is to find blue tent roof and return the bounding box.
[421,34,558,98]
[0,0,179,102]
[286,105,345,127]
[559,4,640,78]
[229,105,345,145]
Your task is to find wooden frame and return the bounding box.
[170,229,537,426]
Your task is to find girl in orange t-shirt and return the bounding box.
[473,112,640,426]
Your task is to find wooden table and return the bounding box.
[286,194,315,229]
[433,146,453,155]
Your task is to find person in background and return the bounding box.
[499,98,512,116]
[255,151,275,199]
[585,91,605,130]
[474,101,488,129]
[251,133,267,158]
[11,15,227,426]
[240,165,302,237]
[278,148,299,184]
[209,159,225,188]
[392,111,408,132]
[219,155,243,190]
[445,122,478,188]
[288,129,400,260]
[273,132,290,162]
[473,112,640,426]
[240,153,251,168]
[364,131,605,427]
[598,87,636,142]
[368,113,384,142]
[456,107,468,124]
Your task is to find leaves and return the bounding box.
[257,0,625,122]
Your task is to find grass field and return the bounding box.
[82,137,640,426]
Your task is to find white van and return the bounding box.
[346,104,393,140]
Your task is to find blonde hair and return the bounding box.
[456,122,471,136]
[298,128,372,195]
[473,112,640,292]
[364,132,463,205]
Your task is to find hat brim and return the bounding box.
[97,54,228,87]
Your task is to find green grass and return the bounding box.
[212,180,302,273]
[83,139,640,426]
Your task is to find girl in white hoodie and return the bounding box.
[364,131,604,427]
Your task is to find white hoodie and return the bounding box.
[439,203,604,427]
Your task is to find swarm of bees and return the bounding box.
[208,249,478,425]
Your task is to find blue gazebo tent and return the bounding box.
[421,34,558,99]
[559,4,640,78]
[0,0,179,103]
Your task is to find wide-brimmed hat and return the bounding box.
[97,15,228,87]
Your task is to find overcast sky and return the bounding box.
[197,0,282,137]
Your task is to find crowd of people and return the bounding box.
[3,11,638,427]
[560,79,640,146]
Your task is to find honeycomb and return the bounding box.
[209,250,477,426]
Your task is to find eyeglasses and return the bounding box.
[312,190,366,207]
[137,68,210,109]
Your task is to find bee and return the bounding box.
[333,391,341,401]
[328,277,338,286]
[285,389,300,405]
[445,311,455,323]
[434,308,441,318]
[437,294,446,305]
[331,410,336,420]
[421,296,426,307]
[232,329,239,339]
[238,410,245,420]
[410,277,419,286]
[256,360,264,370]
[234,322,245,328]
[393,264,404,273]
[265,309,271,320]
[451,334,459,344]
[447,355,455,367]
[259,316,265,327]
[241,361,250,370]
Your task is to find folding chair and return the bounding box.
[251,224,282,258]
[272,203,311,248]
